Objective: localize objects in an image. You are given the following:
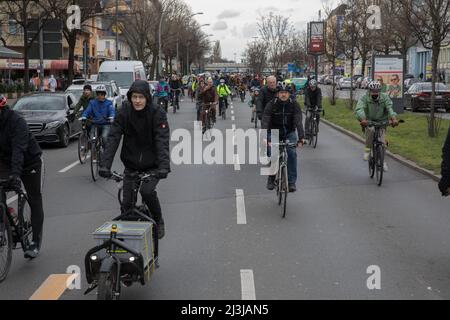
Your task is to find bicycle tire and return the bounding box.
[90,141,99,182]
[281,165,288,218]
[0,206,12,283]
[78,131,89,164]
[369,147,376,179]
[376,145,384,187]
[313,119,319,149]
[18,194,42,252]
[118,186,123,207]
[97,264,119,300]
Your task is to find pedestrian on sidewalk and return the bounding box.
[49,75,57,93]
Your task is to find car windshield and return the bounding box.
[98,72,133,88]
[13,96,66,111]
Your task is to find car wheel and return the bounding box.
[58,124,70,148]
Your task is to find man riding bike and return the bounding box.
[257,75,278,116]
[199,78,218,134]
[99,80,170,239]
[169,74,183,109]
[0,95,44,259]
[155,77,170,112]
[304,79,323,138]
[217,79,231,117]
[81,84,115,144]
[355,81,399,172]
[262,82,306,193]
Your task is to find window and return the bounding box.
[105,41,110,50]
[9,15,17,34]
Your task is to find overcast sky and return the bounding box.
[187,0,337,61]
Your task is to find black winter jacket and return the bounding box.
[0,107,42,176]
[256,86,277,114]
[101,80,170,172]
[440,127,450,190]
[261,98,305,140]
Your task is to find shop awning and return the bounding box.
[0,59,80,71]
[0,47,23,59]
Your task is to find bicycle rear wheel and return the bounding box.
[19,194,42,252]
[90,141,99,182]
[78,131,89,164]
[376,145,384,187]
[0,207,13,283]
[281,166,288,218]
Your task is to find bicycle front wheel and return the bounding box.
[376,145,384,187]
[281,165,289,218]
[369,147,375,179]
[312,120,319,149]
[0,207,12,283]
[90,142,99,182]
[78,131,89,164]
[97,264,119,300]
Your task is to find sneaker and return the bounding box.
[363,148,370,161]
[267,176,276,191]
[289,184,297,193]
[383,162,389,172]
[157,218,165,240]
[24,241,39,259]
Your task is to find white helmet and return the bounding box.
[95,84,107,94]
[368,81,382,91]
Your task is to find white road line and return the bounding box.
[59,160,81,173]
[234,154,241,171]
[232,124,236,131]
[236,189,247,225]
[240,270,256,300]
[7,195,18,205]
[231,116,235,121]
[231,110,235,115]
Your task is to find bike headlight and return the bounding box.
[46,120,63,130]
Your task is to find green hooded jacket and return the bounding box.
[74,94,94,117]
[355,92,397,123]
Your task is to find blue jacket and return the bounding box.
[82,98,115,125]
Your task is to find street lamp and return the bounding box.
[158,12,204,79]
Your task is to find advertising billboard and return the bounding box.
[308,21,325,55]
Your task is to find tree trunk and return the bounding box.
[429,44,440,137]
[67,32,77,84]
[361,56,366,77]
[150,51,157,80]
[23,3,30,93]
[331,55,336,105]
[349,48,355,110]
[169,57,173,74]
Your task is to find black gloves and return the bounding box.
[99,167,112,179]
[439,178,450,197]
[156,169,169,180]
[8,175,21,191]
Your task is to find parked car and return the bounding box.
[12,93,81,148]
[291,77,309,94]
[404,82,450,112]
[360,77,372,89]
[404,78,420,91]
[337,77,357,90]
[355,76,364,88]
[318,75,327,84]
[323,75,332,85]
[65,81,123,111]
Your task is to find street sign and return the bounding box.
[288,63,296,72]
[307,21,325,55]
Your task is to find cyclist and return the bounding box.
[74,84,94,118]
[439,126,450,196]
[217,79,231,118]
[195,78,206,122]
[169,74,183,109]
[199,77,218,134]
[262,82,306,193]
[81,85,115,144]
[257,75,278,116]
[99,80,170,239]
[355,81,399,172]
[249,87,260,123]
[0,95,44,259]
[155,77,170,112]
[304,79,323,138]
[238,81,247,100]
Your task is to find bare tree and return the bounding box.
[399,0,450,137]
[212,41,222,63]
[257,12,293,73]
[244,39,268,75]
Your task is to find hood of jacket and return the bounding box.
[127,80,152,105]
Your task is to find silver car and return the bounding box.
[66,81,123,111]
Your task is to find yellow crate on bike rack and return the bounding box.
[93,221,154,269]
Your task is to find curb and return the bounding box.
[320,117,442,182]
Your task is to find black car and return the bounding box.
[404,82,450,112]
[13,93,82,147]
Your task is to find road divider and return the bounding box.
[240,269,256,300]
[236,189,247,225]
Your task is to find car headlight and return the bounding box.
[46,121,63,130]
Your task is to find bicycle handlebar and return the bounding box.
[110,171,157,183]
[367,119,405,127]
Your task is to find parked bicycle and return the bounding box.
[0,179,42,282]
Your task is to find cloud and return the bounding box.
[242,23,258,38]
[212,21,228,31]
[218,10,240,19]
[230,26,239,37]
[256,6,280,16]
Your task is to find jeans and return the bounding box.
[267,131,298,185]
[122,168,162,222]
[90,124,111,143]
[0,159,44,244]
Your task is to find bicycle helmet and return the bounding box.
[309,79,318,87]
[277,81,293,93]
[0,95,7,108]
[95,84,107,94]
[368,81,382,91]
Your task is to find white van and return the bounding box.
[98,61,147,99]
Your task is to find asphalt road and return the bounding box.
[1,93,449,300]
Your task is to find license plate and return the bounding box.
[436,95,442,99]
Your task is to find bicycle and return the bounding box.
[89,125,107,182]
[305,106,322,149]
[85,171,159,300]
[171,89,181,113]
[367,120,403,187]
[219,97,228,120]
[0,179,42,282]
[271,141,297,218]
[78,121,90,165]
[202,102,216,138]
